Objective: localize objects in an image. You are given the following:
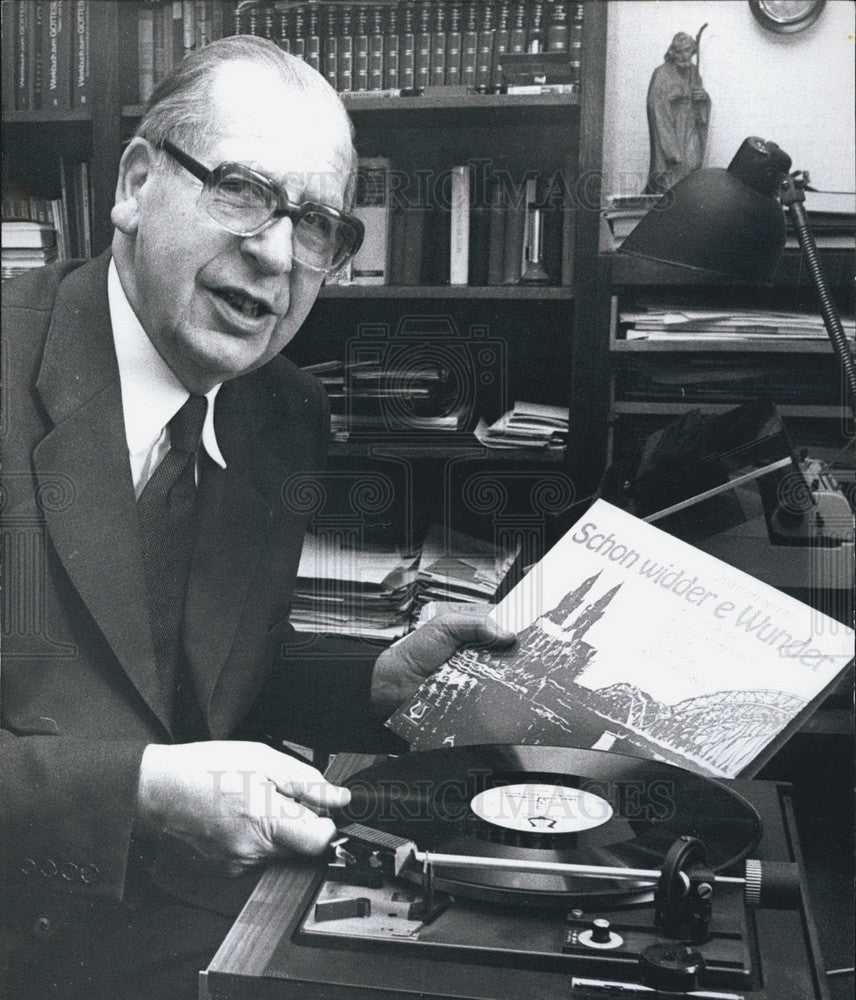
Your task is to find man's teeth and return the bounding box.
[220,288,266,317]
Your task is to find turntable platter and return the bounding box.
[336,745,762,904]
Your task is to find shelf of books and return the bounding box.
[319,284,574,299]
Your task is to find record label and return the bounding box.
[470,783,613,835]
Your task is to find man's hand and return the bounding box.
[135,741,349,875]
[371,605,516,716]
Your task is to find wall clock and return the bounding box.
[749,0,826,33]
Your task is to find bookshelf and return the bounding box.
[3,0,609,558]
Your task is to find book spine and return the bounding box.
[211,0,224,42]
[368,5,384,90]
[414,1,431,91]
[275,6,291,54]
[1,1,15,115]
[289,6,306,59]
[322,4,338,89]
[78,158,91,257]
[353,5,369,91]
[486,175,506,286]
[196,0,212,48]
[138,4,155,102]
[57,157,73,258]
[291,6,308,60]
[568,2,583,86]
[546,0,569,53]
[338,5,354,92]
[260,0,275,42]
[449,164,470,285]
[429,3,446,89]
[50,197,68,260]
[71,0,90,105]
[491,1,510,91]
[182,0,194,56]
[460,2,478,90]
[468,162,490,286]
[153,2,168,85]
[14,0,30,110]
[244,2,260,36]
[352,156,391,285]
[399,2,415,90]
[231,0,243,35]
[170,1,183,72]
[45,1,71,111]
[474,0,494,92]
[305,5,321,70]
[509,0,526,54]
[32,1,45,110]
[527,0,545,53]
[382,3,398,89]
[445,2,462,85]
[501,173,526,285]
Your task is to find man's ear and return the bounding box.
[111,138,156,235]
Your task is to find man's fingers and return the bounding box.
[265,749,351,811]
[268,799,339,856]
[395,610,516,676]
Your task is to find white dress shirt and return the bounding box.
[108,259,227,498]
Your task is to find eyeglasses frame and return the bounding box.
[156,138,364,272]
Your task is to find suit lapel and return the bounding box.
[33,254,169,733]
[183,408,276,733]
[186,368,318,738]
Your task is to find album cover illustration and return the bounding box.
[387,501,854,778]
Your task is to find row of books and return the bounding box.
[335,157,570,287]
[1,157,92,274]
[292,522,519,639]
[2,1,91,113]
[136,1,584,102]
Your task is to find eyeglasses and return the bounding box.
[157,139,364,274]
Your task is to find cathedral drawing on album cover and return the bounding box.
[390,571,805,778]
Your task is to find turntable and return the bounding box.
[202,746,831,999]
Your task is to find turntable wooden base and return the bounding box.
[201,753,830,1000]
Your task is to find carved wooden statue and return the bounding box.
[644,28,711,195]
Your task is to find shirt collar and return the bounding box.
[108,258,226,468]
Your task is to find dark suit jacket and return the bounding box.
[0,253,386,938]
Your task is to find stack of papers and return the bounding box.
[2,220,58,280]
[415,524,521,610]
[302,358,468,440]
[475,401,568,454]
[621,307,854,342]
[291,533,420,640]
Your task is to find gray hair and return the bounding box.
[135,35,358,207]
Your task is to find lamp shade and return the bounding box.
[619,168,787,282]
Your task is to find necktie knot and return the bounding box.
[169,394,207,454]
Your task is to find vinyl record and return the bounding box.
[337,745,762,905]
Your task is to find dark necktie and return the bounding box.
[137,394,208,740]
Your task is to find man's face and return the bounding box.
[672,42,695,70]
[116,62,353,392]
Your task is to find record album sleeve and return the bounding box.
[387,500,854,778]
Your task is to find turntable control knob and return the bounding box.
[639,943,705,992]
[590,919,612,944]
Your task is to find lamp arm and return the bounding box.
[780,177,856,421]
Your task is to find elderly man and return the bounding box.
[1,36,511,1000]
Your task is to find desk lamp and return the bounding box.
[619,136,855,421]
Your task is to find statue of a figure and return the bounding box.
[644,29,711,195]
